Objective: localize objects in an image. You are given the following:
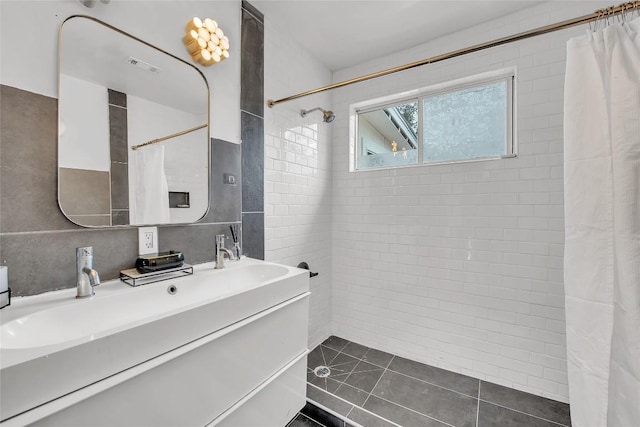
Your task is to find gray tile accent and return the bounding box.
[108,89,127,108]
[477,400,563,427]
[346,407,398,427]
[363,395,449,427]
[111,210,129,226]
[0,85,77,232]
[59,168,110,216]
[241,5,264,117]
[372,370,478,427]
[110,162,129,210]
[344,361,385,394]
[362,348,394,369]
[205,139,241,223]
[241,112,264,212]
[480,381,571,426]
[241,212,264,260]
[0,67,243,295]
[0,228,138,296]
[241,0,264,23]
[109,105,128,163]
[307,385,353,418]
[389,355,479,397]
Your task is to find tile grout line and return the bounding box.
[476,380,481,427]
[478,398,570,427]
[360,355,393,411]
[368,393,458,427]
[385,367,479,400]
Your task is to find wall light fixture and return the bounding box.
[183,17,230,66]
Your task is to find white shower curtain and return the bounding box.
[564,17,640,427]
[130,145,170,225]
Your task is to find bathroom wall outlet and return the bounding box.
[138,227,158,255]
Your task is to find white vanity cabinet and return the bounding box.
[0,260,309,427]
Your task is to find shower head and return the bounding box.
[300,107,335,123]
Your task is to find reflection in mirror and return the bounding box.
[58,15,209,227]
[356,101,419,170]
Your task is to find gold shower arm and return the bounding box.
[131,124,208,150]
[267,1,640,108]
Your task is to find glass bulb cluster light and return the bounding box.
[183,17,230,66]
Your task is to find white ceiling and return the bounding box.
[254,1,541,71]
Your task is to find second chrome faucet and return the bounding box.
[215,235,234,269]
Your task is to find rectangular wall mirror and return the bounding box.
[58,15,210,227]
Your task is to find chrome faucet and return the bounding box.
[76,247,100,299]
[215,235,234,269]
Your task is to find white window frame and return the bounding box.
[350,68,516,172]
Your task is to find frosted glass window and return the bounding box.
[423,80,509,163]
[353,72,514,171]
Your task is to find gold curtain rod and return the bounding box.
[131,124,208,150]
[267,1,640,108]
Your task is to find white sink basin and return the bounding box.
[1,264,290,350]
[0,259,307,422]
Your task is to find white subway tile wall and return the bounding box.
[329,1,609,403]
[264,17,333,347]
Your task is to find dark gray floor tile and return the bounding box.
[480,381,571,426]
[287,413,324,427]
[363,395,449,427]
[334,382,369,407]
[372,370,478,427]
[309,345,327,369]
[342,342,370,359]
[344,361,385,393]
[347,407,398,427]
[310,376,344,394]
[389,355,479,397]
[319,345,340,366]
[328,353,359,380]
[301,402,345,427]
[307,384,353,418]
[478,400,563,427]
[363,349,395,369]
[323,336,350,352]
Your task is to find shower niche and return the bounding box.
[57,16,210,227]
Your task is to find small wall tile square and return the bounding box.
[108,105,128,163]
[204,138,241,223]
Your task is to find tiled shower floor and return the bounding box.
[298,336,571,427]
